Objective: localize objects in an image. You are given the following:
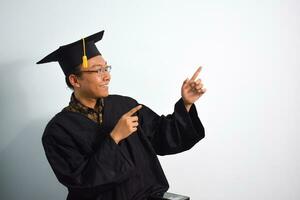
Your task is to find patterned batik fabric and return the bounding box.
[63,93,104,125]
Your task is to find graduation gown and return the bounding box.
[42,95,205,200]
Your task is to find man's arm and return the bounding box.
[42,122,135,193]
[138,66,207,155]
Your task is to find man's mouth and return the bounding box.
[100,84,109,88]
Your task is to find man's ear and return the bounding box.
[69,74,81,88]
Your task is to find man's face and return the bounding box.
[76,55,111,98]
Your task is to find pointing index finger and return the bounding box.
[126,105,143,116]
[190,66,202,81]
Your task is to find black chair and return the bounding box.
[148,192,190,200]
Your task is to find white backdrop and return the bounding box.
[0,0,299,199]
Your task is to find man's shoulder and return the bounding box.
[106,94,137,104]
[48,110,80,123]
[42,110,87,138]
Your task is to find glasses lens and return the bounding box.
[106,66,111,72]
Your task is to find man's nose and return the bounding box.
[102,72,110,81]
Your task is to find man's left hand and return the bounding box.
[181,66,207,112]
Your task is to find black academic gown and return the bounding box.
[42,95,205,200]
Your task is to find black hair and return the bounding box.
[65,65,82,89]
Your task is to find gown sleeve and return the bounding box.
[42,121,135,193]
[139,98,205,156]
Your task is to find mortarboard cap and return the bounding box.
[36,30,104,76]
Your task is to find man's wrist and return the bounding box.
[181,98,192,112]
[184,102,192,112]
[110,131,120,144]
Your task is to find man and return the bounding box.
[37,30,206,200]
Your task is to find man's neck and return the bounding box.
[74,91,97,109]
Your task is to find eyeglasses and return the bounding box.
[80,65,112,76]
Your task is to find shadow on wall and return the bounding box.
[0,61,67,200]
[0,120,67,200]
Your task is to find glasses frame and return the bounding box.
[78,65,112,77]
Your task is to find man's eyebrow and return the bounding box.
[90,62,107,68]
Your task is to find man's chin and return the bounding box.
[102,93,109,98]
[98,91,109,98]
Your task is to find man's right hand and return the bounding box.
[110,105,143,144]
